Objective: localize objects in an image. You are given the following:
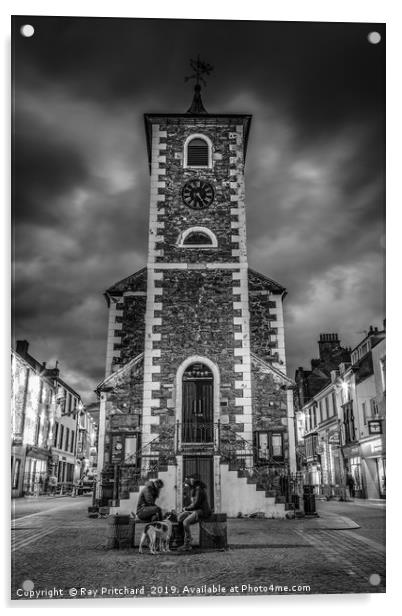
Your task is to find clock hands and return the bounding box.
[194,191,207,208]
[182,179,214,209]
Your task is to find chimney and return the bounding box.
[16,340,29,357]
[318,333,340,360]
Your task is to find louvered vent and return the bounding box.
[187,138,209,166]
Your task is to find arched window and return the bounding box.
[184,134,212,168]
[183,232,212,246]
[182,363,214,443]
[187,138,208,166]
[178,227,218,248]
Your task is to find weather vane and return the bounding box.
[185,56,214,87]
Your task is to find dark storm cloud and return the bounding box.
[12,16,385,400]
[13,107,90,225]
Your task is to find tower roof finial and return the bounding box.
[185,55,213,114]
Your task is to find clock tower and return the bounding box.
[97,67,296,517]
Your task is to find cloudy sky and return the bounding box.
[12,16,385,402]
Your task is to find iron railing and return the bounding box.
[113,421,302,503]
[180,421,214,444]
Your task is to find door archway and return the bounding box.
[182,362,213,443]
[175,355,220,440]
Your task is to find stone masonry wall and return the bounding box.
[249,292,279,363]
[251,360,289,463]
[150,269,239,451]
[119,296,146,364]
[154,118,243,265]
[103,359,144,468]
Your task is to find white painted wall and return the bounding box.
[110,465,177,515]
[220,464,286,518]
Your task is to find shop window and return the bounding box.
[380,356,386,392]
[12,459,21,489]
[350,457,363,491]
[66,463,74,483]
[305,433,318,459]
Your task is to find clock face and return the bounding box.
[182,179,214,210]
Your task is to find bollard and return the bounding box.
[170,522,184,549]
[303,485,317,516]
[199,513,227,550]
[106,514,135,549]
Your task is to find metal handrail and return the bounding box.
[122,434,161,465]
[218,422,283,467]
[122,422,283,469]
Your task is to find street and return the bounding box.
[11,496,385,599]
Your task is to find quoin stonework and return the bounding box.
[96,79,297,517]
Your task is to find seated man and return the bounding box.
[136,478,164,522]
[177,474,211,551]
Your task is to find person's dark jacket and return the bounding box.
[185,480,211,519]
[136,481,159,512]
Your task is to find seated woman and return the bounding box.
[136,479,164,522]
[177,474,211,551]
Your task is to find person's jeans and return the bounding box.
[178,510,200,542]
[137,505,162,521]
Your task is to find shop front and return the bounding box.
[342,444,365,498]
[23,446,50,495]
[317,424,343,499]
[360,433,386,499]
[11,441,26,498]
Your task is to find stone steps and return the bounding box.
[220,459,285,508]
[220,463,288,518]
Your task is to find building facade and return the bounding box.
[297,325,386,500]
[76,404,98,478]
[344,327,386,499]
[11,340,84,497]
[96,86,297,517]
[49,377,82,489]
[11,342,55,497]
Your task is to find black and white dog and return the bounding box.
[137,511,177,555]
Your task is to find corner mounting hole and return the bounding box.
[367,31,381,45]
[20,24,35,38]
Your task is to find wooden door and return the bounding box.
[182,372,213,443]
[183,455,214,509]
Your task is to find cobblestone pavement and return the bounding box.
[11,497,385,600]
